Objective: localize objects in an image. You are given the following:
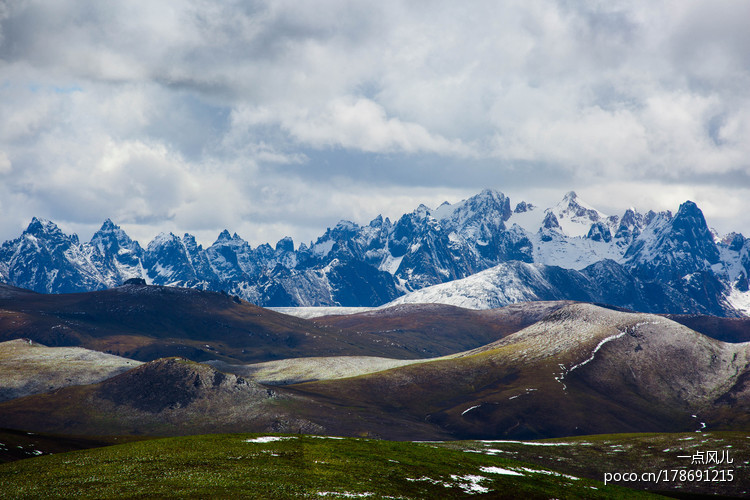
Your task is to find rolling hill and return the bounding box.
[286,303,750,440]
[0,282,560,364]
[0,282,440,363]
[0,338,141,401]
[2,302,749,443]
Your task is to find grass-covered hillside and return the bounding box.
[0,433,661,499]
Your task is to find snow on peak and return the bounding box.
[147,232,180,250]
[431,189,511,230]
[562,190,578,202]
[215,229,233,243]
[413,204,432,218]
[548,192,607,238]
[99,218,118,232]
[26,217,62,237]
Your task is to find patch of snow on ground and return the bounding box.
[725,287,750,316]
[379,254,404,275]
[450,475,490,494]
[317,493,373,498]
[269,307,376,319]
[461,404,481,416]
[567,331,627,374]
[245,436,295,443]
[317,492,373,498]
[479,440,578,446]
[516,467,579,480]
[479,466,523,476]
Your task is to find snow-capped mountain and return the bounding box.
[0,217,105,293]
[1,190,749,316]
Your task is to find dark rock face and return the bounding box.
[99,358,268,413]
[587,222,612,243]
[626,201,720,282]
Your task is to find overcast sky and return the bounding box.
[1,1,749,247]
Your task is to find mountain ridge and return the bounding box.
[2,189,749,316]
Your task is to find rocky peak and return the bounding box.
[671,201,720,264]
[542,211,561,230]
[625,201,720,282]
[275,236,294,253]
[215,229,232,243]
[99,357,268,414]
[587,222,612,243]
[25,217,65,239]
[722,233,745,252]
[514,201,535,213]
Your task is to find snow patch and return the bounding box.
[479,466,523,476]
[479,440,578,446]
[725,287,750,316]
[245,436,295,443]
[568,331,627,374]
[450,475,490,494]
[269,307,376,319]
[317,493,373,498]
[461,404,481,416]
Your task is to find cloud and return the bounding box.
[0,150,10,174]
[1,0,750,245]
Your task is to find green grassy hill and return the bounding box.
[0,433,660,499]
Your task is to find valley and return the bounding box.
[1,283,749,497]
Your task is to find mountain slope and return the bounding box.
[310,301,570,358]
[0,283,431,363]
[0,358,311,436]
[0,339,141,402]
[386,259,725,315]
[287,303,750,439]
[1,302,750,441]
[0,356,446,440]
[0,283,576,363]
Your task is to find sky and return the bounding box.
[1,0,749,248]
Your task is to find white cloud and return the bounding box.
[0,151,10,174]
[1,0,750,244]
[280,97,472,155]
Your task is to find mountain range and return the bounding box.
[1,189,749,316]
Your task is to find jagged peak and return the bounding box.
[542,211,561,230]
[335,220,358,231]
[721,232,745,251]
[148,231,180,249]
[413,204,431,217]
[477,187,505,200]
[182,233,202,250]
[25,217,62,236]
[676,200,703,218]
[432,188,512,225]
[554,190,600,214]
[275,236,294,253]
[367,214,391,230]
[99,218,118,231]
[514,201,535,213]
[215,229,232,243]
